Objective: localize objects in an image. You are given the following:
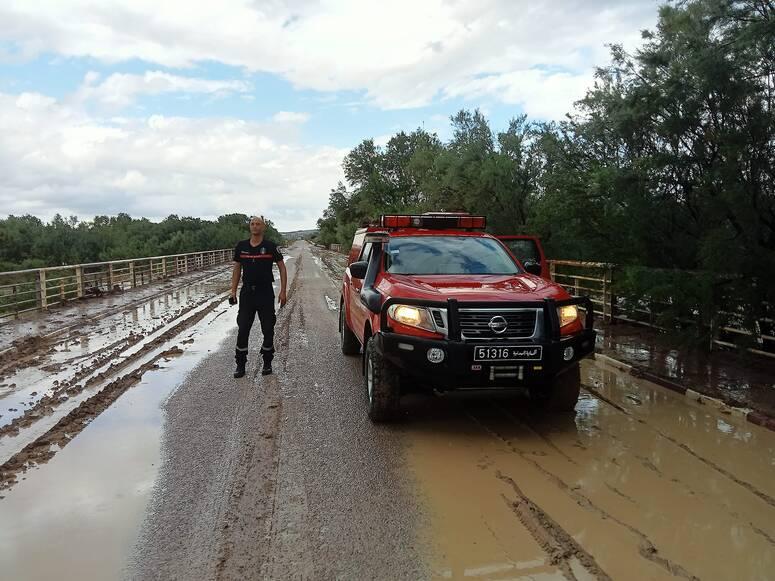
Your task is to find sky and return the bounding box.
[0,0,659,231]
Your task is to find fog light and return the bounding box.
[427,348,445,364]
[563,346,575,361]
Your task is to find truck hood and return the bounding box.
[379,274,569,303]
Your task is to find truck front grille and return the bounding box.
[458,309,538,341]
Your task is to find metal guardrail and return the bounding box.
[0,249,233,319]
[549,260,614,322]
[548,260,774,359]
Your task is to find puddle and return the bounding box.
[0,273,232,431]
[0,305,236,581]
[597,322,775,415]
[0,267,232,352]
[402,358,775,580]
[406,404,566,579]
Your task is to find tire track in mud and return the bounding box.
[466,404,700,580]
[561,393,775,549]
[210,377,283,581]
[517,404,775,552]
[212,254,301,580]
[494,471,612,581]
[0,295,229,493]
[0,294,227,441]
[0,334,144,438]
[583,382,775,510]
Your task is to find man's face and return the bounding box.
[249,217,266,236]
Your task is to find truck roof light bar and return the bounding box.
[380,214,486,230]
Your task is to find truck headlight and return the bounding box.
[388,304,436,333]
[558,305,579,327]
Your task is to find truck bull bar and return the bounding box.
[378,296,595,341]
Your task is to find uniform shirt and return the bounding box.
[233,239,283,287]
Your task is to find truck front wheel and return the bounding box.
[364,336,401,422]
[531,363,581,412]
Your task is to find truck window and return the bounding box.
[386,236,521,275]
[348,231,367,264]
[359,242,373,262]
[503,239,540,264]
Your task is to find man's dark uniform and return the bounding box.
[233,238,283,373]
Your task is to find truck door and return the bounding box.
[349,241,374,341]
[497,235,551,280]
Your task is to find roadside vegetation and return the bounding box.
[0,213,284,272]
[316,0,774,344]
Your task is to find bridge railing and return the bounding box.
[0,249,232,319]
[548,260,614,322]
[549,260,774,359]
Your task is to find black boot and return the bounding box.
[234,362,246,378]
[261,348,274,376]
[234,349,247,378]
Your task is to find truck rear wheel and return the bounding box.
[364,336,401,422]
[532,363,581,412]
[340,303,360,356]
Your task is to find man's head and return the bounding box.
[249,215,267,236]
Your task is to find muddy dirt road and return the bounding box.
[2,241,775,580]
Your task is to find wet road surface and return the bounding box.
[1,241,774,580]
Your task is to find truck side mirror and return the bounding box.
[523,261,542,276]
[349,261,368,280]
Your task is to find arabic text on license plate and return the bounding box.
[474,346,543,362]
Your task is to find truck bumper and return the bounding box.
[375,329,595,390]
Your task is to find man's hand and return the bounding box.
[229,292,237,306]
[278,290,287,307]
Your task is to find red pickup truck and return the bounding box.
[339,213,595,421]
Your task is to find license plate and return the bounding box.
[474,345,543,362]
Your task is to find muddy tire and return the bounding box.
[364,336,401,422]
[532,364,581,412]
[340,303,360,356]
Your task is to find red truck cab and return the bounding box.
[339,213,595,421]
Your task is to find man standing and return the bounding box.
[231,216,287,378]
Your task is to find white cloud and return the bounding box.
[76,70,250,109]
[373,134,393,148]
[0,91,345,230]
[444,69,595,120]
[271,111,310,123]
[0,0,658,116]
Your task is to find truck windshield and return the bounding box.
[385,236,521,275]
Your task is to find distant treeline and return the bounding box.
[0,213,284,272]
[316,0,774,340]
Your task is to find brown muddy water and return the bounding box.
[0,273,232,431]
[597,322,775,416]
[0,302,236,580]
[406,357,775,580]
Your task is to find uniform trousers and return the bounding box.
[235,284,276,365]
